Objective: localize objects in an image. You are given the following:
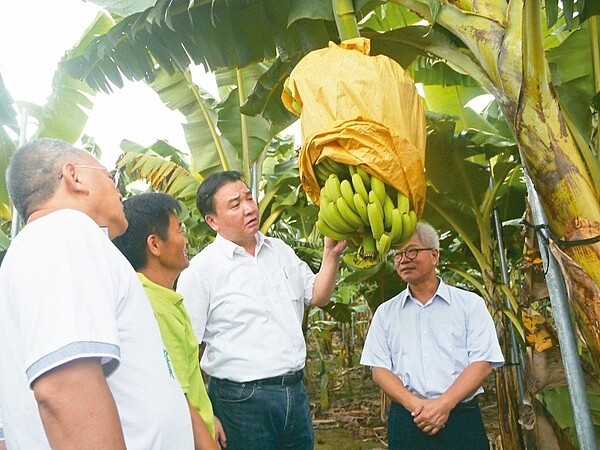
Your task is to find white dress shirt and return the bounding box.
[360,279,504,401]
[177,232,316,382]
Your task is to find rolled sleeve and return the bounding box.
[467,299,504,369]
[360,307,393,370]
[27,342,120,388]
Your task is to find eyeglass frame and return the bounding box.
[58,164,120,187]
[393,247,434,262]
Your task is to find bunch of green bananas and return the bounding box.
[314,158,418,268]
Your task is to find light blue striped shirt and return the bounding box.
[360,279,504,400]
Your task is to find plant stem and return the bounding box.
[332,0,360,41]
[236,68,251,183]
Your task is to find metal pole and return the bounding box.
[251,161,259,203]
[10,107,27,240]
[489,175,526,400]
[524,170,598,450]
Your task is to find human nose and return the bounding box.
[242,200,255,213]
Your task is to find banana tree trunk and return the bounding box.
[395,0,600,377]
[506,0,600,375]
[392,0,600,447]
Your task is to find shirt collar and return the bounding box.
[137,272,184,306]
[215,232,273,259]
[400,277,452,308]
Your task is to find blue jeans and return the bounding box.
[207,375,314,450]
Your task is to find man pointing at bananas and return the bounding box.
[177,171,346,450]
[361,221,503,450]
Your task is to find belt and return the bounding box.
[212,370,304,387]
[251,370,304,387]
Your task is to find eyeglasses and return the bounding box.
[393,248,434,261]
[59,164,120,187]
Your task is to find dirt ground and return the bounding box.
[310,365,500,449]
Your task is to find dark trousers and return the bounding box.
[207,372,313,450]
[388,400,490,450]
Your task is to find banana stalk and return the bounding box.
[332,0,360,42]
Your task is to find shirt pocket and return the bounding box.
[281,265,305,304]
[439,320,468,362]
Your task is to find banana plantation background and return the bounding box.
[1,0,600,448]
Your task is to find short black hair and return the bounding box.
[113,192,181,270]
[196,171,245,217]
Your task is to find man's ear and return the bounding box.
[60,162,89,194]
[146,234,161,257]
[205,214,219,232]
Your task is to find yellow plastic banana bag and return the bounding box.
[282,37,426,217]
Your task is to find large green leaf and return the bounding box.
[362,24,494,94]
[0,127,16,207]
[422,85,495,133]
[148,68,239,176]
[540,385,600,447]
[0,75,17,206]
[0,74,18,134]
[358,2,422,31]
[545,0,599,30]
[67,0,336,92]
[548,20,599,144]
[85,0,156,16]
[117,146,199,200]
[547,19,600,194]
[241,57,299,131]
[217,89,269,169]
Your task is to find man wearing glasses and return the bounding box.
[360,221,503,450]
[0,139,192,448]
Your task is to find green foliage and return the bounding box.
[240,57,300,131]
[547,19,600,194]
[421,113,525,338]
[65,0,339,92]
[0,77,16,208]
[540,385,600,447]
[546,0,600,30]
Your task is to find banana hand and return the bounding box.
[370,174,387,206]
[336,197,364,229]
[367,201,385,241]
[376,232,392,260]
[351,173,369,204]
[316,219,352,241]
[390,208,403,245]
[399,212,413,245]
[324,174,342,201]
[353,193,370,225]
[356,166,371,189]
[383,194,395,230]
[397,192,410,215]
[340,179,358,213]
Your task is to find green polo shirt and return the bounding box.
[138,273,216,437]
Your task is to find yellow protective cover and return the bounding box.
[282,37,427,217]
